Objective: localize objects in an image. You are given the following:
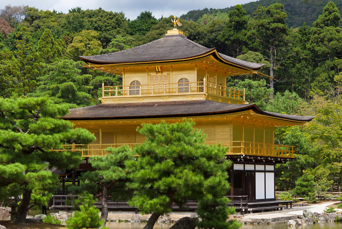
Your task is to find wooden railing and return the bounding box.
[102,80,245,101]
[53,141,294,158]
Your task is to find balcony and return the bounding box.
[100,80,245,104]
[53,141,294,159]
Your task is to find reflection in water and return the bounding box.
[241,223,342,229]
[106,222,172,229]
[106,222,342,229]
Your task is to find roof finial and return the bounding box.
[171,15,182,29]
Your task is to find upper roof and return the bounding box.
[62,100,314,122]
[80,33,264,70]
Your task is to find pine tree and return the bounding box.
[33,60,94,106]
[72,146,134,226]
[217,5,249,57]
[0,97,96,222]
[1,27,43,96]
[37,29,66,63]
[126,120,236,229]
[249,3,289,98]
[309,2,342,96]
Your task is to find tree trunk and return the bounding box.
[101,183,109,226]
[143,212,161,229]
[15,188,32,223]
[270,47,274,99]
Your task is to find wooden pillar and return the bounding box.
[241,125,244,154]
[231,168,234,196]
[72,168,76,186]
[272,127,275,156]
[62,177,65,195]
[99,127,102,156]
[263,128,266,156]
[253,126,255,155]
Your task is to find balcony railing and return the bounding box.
[53,141,294,158]
[101,81,245,102]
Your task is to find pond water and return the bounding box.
[105,222,342,229]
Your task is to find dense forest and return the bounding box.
[182,0,342,28]
[1,1,342,213]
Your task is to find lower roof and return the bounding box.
[62,100,314,122]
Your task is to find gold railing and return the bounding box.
[53,141,294,158]
[102,81,245,101]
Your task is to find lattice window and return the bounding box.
[129,80,141,95]
[149,75,169,85]
[149,74,169,94]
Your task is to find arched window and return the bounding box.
[129,80,141,95]
[178,78,189,93]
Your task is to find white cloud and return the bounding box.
[1,0,255,20]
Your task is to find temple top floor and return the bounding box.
[80,30,268,105]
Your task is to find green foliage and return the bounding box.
[279,192,293,201]
[292,173,315,197]
[249,3,289,93]
[229,79,271,110]
[217,5,249,57]
[266,90,306,115]
[100,35,135,54]
[337,203,342,208]
[126,119,235,228]
[0,27,42,96]
[304,192,318,203]
[312,166,333,199]
[0,97,95,222]
[275,126,315,190]
[71,146,134,221]
[43,214,62,225]
[66,192,107,229]
[324,206,336,213]
[37,29,66,63]
[197,11,229,27]
[129,11,158,36]
[197,197,241,229]
[33,60,94,106]
[67,30,102,61]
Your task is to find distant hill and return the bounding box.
[181,0,342,28]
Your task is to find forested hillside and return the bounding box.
[1,1,342,210]
[181,0,342,28]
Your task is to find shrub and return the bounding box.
[43,215,62,225]
[293,198,300,203]
[279,192,293,201]
[293,174,315,197]
[304,192,317,203]
[66,192,109,229]
[337,194,342,201]
[337,203,342,208]
[323,206,336,213]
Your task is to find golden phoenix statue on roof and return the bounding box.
[171,15,182,29]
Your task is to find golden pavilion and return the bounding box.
[54,27,314,211]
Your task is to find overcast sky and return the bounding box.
[0,0,256,20]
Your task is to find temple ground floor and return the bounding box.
[52,155,293,214]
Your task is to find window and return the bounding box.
[178,78,189,93]
[129,80,141,95]
[198,79,204,92]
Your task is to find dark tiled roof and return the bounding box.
[218,53,265,70]
[62,100,314,122]
[80,35,264,70]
